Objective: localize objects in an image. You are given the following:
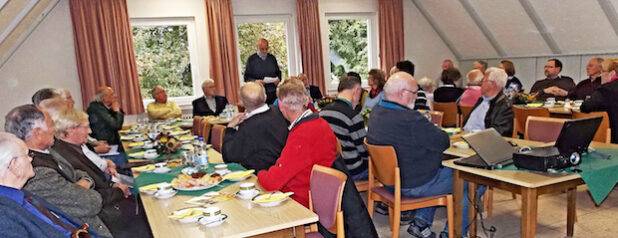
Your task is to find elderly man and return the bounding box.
[0,132,105,237]
[257,79,337,208]
[192,79,228,117]
[581,58,618,143]
[462,67,514,137]
[570,57,604,100]
[530,59,576,101]
[320,76,369,180]
[222,82,288,172]
[87,87,124,146]
[298,73,322,102]
[244,38,282,104]
[4,105,112,237]
[32,88,59,106]
[458,69,484,106]
[147,86,182,121]
[393,60,430,110]
[473,60,487,74]
[367,72,483,238]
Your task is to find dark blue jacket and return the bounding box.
[367,100,450,188]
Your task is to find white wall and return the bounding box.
[0,0,80,127]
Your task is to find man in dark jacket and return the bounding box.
[87,86,124,146]
[192,79,228,117]
[244,38,282,104]
[581,59,618,143]
[222,82,288,172]
[463,67,514,137]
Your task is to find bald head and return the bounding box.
[240,82,267,111]
[257,38,269,57]
[384,72,418,108]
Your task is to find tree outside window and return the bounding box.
[237,22,289,80]
[328,19,369,81]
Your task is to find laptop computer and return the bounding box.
[453,128,517,170]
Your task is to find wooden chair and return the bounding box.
[337,138,372,192]
[417,110,445,127]
[512,106,550,138]
[199,119,213,140]
[210,125,225,153]
[433,102,458,127]
[192,116,202,135]
[572,111,611,143]
[458,105,474,128]
[524,116,567,143]
[306,165,347,238]
[364,139,454,238]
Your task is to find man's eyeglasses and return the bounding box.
[402,89,418,95]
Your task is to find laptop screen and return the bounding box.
[555,116,603,155]
[463,128,515,165]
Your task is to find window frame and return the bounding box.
[130,17,201,108]
[234,14,300,86]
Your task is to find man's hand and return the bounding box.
[104,159,118,178]
[257,80,265,85]
[274,78,280,86]
[227,113,247,128]
[111,101,121,112]
[94,142,111,154]
[113,183,131,198]
[76,179,92,189]
[543,86,568,96]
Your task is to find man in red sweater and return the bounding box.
[257,79,338,207]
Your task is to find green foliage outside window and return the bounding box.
[328,19,369,80]
[237,22,288,80]
[132,25,193,99]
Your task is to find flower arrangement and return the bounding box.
[513,92,538,104]
[317,97,335,109]
[361,108,371,127]
[154,132,181,154]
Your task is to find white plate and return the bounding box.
[236,190,259,200]
[128,152,145,159]
[139,189,156,195]
[214,169,231,176]
[224,171,253,182]
[154,190,177,199]
[144,153,159,160]
[199,214,228,227]
[172,181,220,191]
[152,167,171,173]
[170,208,208,223]
[252,193,289,207]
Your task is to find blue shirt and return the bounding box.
[463,95,495,132]
[362,91,384,111]
[0,185,70,236]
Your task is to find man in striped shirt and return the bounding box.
[319,76,369,180]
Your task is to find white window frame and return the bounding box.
[130,17,201,108]
[234,14,300,86]
[323,13,379,92]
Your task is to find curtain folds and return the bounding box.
[69,0,144,114]
[205,0,240,104]
[297,0,326,95]
[378,0,405,78]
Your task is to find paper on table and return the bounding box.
[112,173,135,187]
[98,145,120,156]
[263,77,278,83]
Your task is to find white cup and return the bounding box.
[156,183,174,195]
[215,164,228,173]
[202,206,222,222]
[239,182,256,195]
[154,162,166,169]
[546,97,556,103]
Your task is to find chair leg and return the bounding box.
[388,206,394,231]
[392,205,401,238]
[367,196,375,218]
[446,195,455,238]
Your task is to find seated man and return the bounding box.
[570,57,603,100]
[32,88,59,106]
[298,73,322,102]
[367,72,483,238]
[192,79,228,117]
[222,82,289,172]
[319,76,369,180]
[462,67,514,137]
[147,86,182,121]
[87,86,124,146]
[0,132,103,238]
[257,79,338,208]
[530,58,575,101]
[4,105,112,237]
[581,58,618,143]
[395,60,430,110]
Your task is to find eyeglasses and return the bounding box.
[402,89,418,95]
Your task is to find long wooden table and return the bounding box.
[444,136,617,238]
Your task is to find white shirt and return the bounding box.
[204,96,216,111]
[81,144,107,172]
[245,104,269,120]
[288,109,313,130]
[30,148,50,154]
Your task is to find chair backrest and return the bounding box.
[524,116,566,142]
[199,119,213,139]
[310,165,347,233]
[192,116,202,135]
[364,139,398,187]
[417,110,444,127]
[433,102,458,127]
[512,106,550,138]
[236,104,246,113]
[572,111,611,143]
[335,138,343,156]
[458,105,474,128]
[210,125,226,153]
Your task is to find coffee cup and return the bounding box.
[144,149,157,157]
[156,182,174,195]
[239,182,256,195]
[214,164,228,173]
[154,162,166,169]
[202,206,222,222]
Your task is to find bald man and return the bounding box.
[221,82,289,172]
[243,38,282,104]
[87,86,124,145]
[146,86,181,121]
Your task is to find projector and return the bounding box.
[512,147,581,172]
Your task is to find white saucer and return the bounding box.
[154,190,177,199]
[236,190,259,200]
[170,208,208,223]
[144,153,159,160]
[152,167,171,173]
[199,214,228,227]
[214,169,231,176]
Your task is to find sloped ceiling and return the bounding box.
[412,0,618,60]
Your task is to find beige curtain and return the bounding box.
[297,0,326,94]
[378,0,405,78]
[69,0,144,114]
[205,0,240,104]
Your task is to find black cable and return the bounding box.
[464,187,496,238]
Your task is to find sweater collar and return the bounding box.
[289,110,318,130]
[334,98,354,108]
[378,100,411,110]
[0,185,25,206]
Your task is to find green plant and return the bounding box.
[328,19,369,80]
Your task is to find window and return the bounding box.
[235,15,298,84]
[131,18,200,102]
[324,14,378,90]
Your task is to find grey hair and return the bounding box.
[0,132,26,177]
[54,88,70,100]
[201,79,215,89]
[4,104,47,141]
[383,72,412,101]
[93,89,108,102]
[467,69,484,85]
[417,77,435,91]
[277,79,308,112]
[485,67,508,88]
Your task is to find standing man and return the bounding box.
[87,86,124,146]
[244,38,282,104]
[530,59,576,101]
[147,86,182,121]
[192,79,228,117]
[570,57,603,100]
